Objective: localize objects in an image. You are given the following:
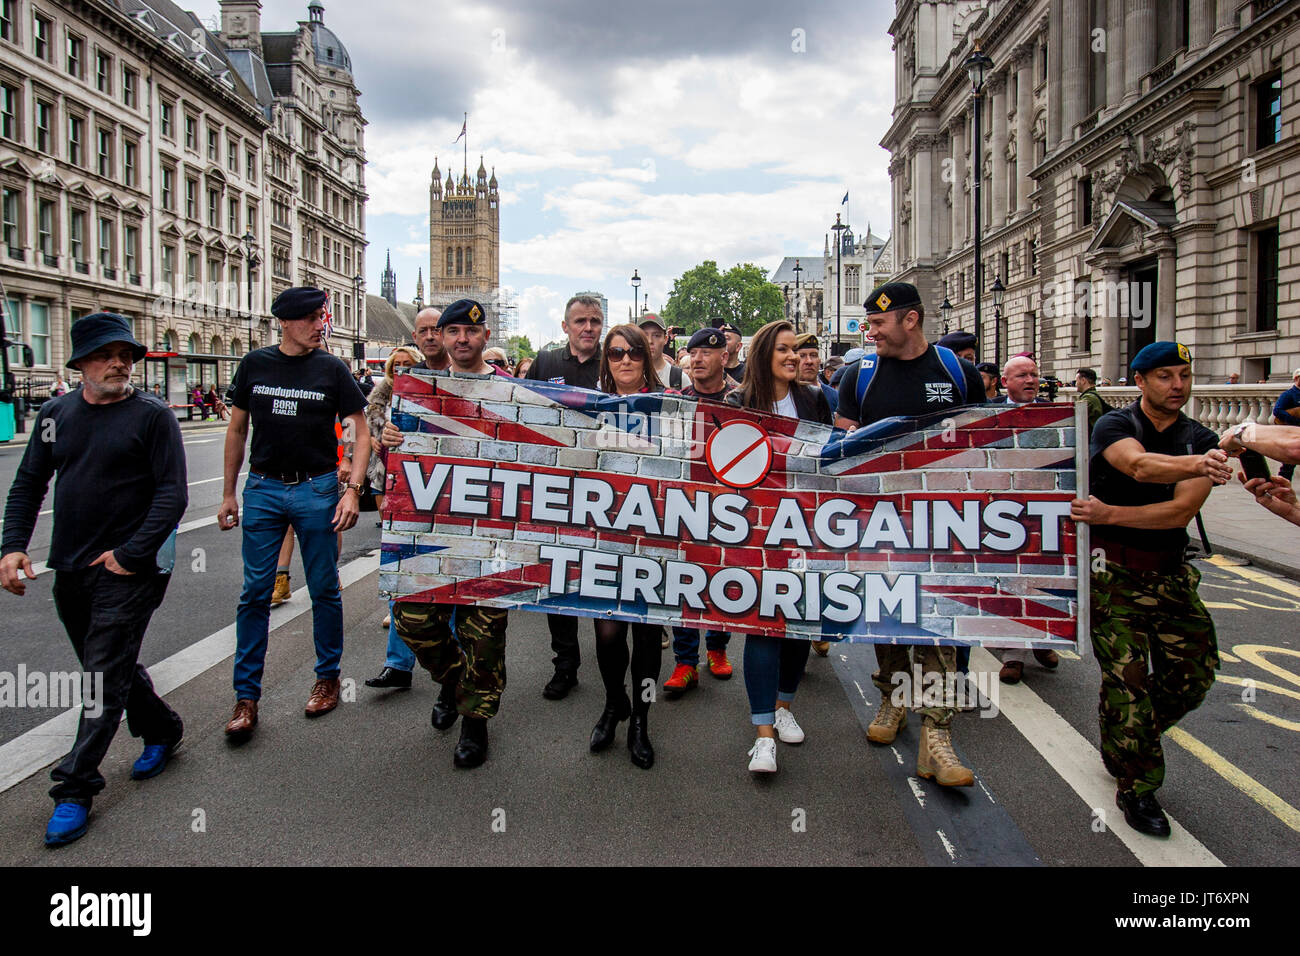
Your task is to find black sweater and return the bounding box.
[2,387,188,573]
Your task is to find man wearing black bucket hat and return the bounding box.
[218,286,368,740]
[1,312,188,847]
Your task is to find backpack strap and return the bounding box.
[934,346,968,403]
[854,353,879,406]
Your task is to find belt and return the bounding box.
[1093,538,1184,574]
[250,470,317,485]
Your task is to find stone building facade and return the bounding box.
[428,154,501,336]
[883,0,1296,383]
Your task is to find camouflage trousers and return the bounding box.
[872,644,958,728]
[393,601,507,720]
[1090,561,1219,795]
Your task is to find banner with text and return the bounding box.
[379,369,1085,649]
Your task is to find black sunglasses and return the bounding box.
[486,359,508,367]
[606,346,645,362]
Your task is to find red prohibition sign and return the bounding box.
[705,420,773,488]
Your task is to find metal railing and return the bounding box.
[1060,384,1284,429]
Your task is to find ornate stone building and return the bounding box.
[428,154,501,335]
[883,0,1296,382]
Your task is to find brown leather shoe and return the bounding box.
[225,699,258,737]
[999,660,1024,684]
[304,678,341,717]
[1033,648,1060,669]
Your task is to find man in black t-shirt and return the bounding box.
[218,286,369,739]
[1071,341,1231,838]
[836,282,982,789]
[525,294,603,697]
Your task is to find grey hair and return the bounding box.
[564,295,604,321]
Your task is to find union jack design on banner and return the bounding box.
[379,370,1085,649]
[321,293,333,342]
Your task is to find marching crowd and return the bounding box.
[5,278,1300,850]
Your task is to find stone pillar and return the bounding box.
[1212,0,1236,43]
[1060,0,1089,143]
[1015,50,1034,213]
[1099,260,1122,382]
[1156,239,1177,342]
[1105,0,1126,112]
[913,137,934,262]
[1048,0,1062,148]
[1188,0,1215,55]
[989,72,1008,229]
[949,113,966,252]
[1124,0,1156,106]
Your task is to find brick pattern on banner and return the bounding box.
[379,369,1081,649]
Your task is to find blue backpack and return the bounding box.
[854,345,968,407]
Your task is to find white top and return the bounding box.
[774,392,798,418]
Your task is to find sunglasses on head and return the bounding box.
[486,358,508,367]
[606,346,645,362]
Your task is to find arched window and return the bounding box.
[465,247,472,274]
[187,333,200,354]
[210,335,222,355]
[230,338,242,356]
[164,330,178,352]
[456,247,463,276]
[446,247,453,275]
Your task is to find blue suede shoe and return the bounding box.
[44,803,89,847]
[131,737,183,780]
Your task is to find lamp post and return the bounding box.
[783,283,791,320]
[240,229,259,315]
[965,40,993,350]
[940,296,953,335]
[352,273,365,368]
[630,269,641,320]
[792,258,803,333]
[831,214,848,349]
[991,274,1005,366]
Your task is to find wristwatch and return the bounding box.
[1229,422,1251,446]
[343,481,363,493]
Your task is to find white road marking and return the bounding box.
[889,745,904,766]
[0,551,381,794]
[852,679,866,701]
[906,777,927,808]
[935,829,957,861]
[968,647,1223,867]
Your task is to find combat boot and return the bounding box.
[917,722,974,787]
[453,716,488,769]
[866,699,908,744]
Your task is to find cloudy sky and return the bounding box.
[194,0,897,349]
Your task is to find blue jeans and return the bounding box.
[384,599,417,671]
[234,471,343,699]
[743,635,810,725]
[671,627,730,668]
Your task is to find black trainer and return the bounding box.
[542,670,578,700]
[364,667,412,689]
[1116,789,1171,837]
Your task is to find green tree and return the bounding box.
[506,335,535,359]
[662,260,785,336]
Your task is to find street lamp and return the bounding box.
[965,40,994,350]
[792,258,803,333]
[991,274,1006,365]
[240,230,259,315]
[783,283,791,320]
[940,296,953,335]
[630,269,641,320]
[831,214,848,349]
[352,273,365,367]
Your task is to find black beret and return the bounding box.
[271,286,327,320]
[438,298,488,328]
[794,333,819,351]
[711,319,742,336]
[1131,341,1192,373]
[937,330,977,354]
[976,362,1000,376]
[863,281,922,315]
[688,328,726,350]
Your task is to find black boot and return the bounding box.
[365,667,412,689]
[1116,789,1171,837]
[627,713,654,770]
[431,682,459,730]
[589,696,631,753]
[454,716,488,768]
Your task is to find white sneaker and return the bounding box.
[773,707,805,744]
[747,737,777,773]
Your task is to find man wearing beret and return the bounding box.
[795,332,838,418]
[380,298,513,767]
[714,321,746,383]
[1070,341,1232,836]
[218,287,369,739]
[662,327,739,694]
[2,312,187,846]
[835,282,983,788]
[936,330,978,364]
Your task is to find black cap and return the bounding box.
[271,286,328,320]
[937,330,977,354]
[66,312,147,369]
[437,298,488,328]
[687,328,726,350]
[711,319,742,336]
[863,281,922,315]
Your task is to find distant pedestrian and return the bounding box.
[1,312,187,847]
[1075,367,1107,436]
[513,357,532,378]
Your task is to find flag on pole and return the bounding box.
[841,191,849,204]
[453,117,467,144]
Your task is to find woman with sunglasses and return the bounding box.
[726,320,832,773]
[588,324,672,769]
[483,347,510,373]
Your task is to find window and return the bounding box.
[1255,73,1282,151]
[3,296,18,367]
[246,201,257,237]
[37,198,54,260]
[844,265,859,305]
[246,148,257,183]
[456,247,463,275]
[161,166,175,210]
[70,208,84,263]
[207,260,221,304]
[228,196,238,234]
[95,50,111,93]
[66,32,84,78]
[123,223,138,275]
[185,178,197,219]
[321,235,329,267]
[206,128,217,161]
[0,82,16,140]
[227,138,237,173]
[122,67,137,108]
[207,188,218,227]
[34,99,51,153]
[67,114,83,165]
[185,251,197,287]
[1254,226,1280,333]
[159,101,173,138]
[184,113,196,150]
[28,301,49,366]
[161,243,176,286]
[96,127,112,177]
[1029,236,1038,276]
[1079,177,1093,226]
[98,216,114,270]
[123,139,137,187]
[0,0,14,43]
[446,247,453,275]
[33,12,50,60]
